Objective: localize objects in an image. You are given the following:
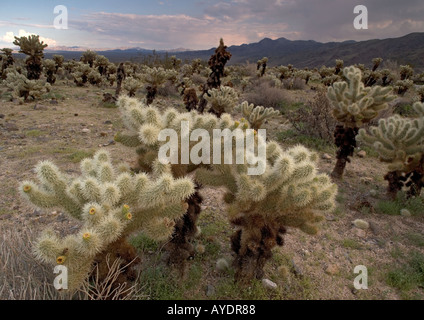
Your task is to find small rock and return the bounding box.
[369,189,378,197]
[33,104,48,111]
[74,114,79,117]
[104,120,113,125]
[400,209,411,217]
[357,150,367,158]
[351,288,359,295]
[355,229,366,238]
[100,132,108,137]
[369,222,380,235]
[4,122,18,131]
[291,259,303,278]
[81,128,91,134]
[200,205,209,211]
[360,177,373,185]
[322,153,332,160]
[325,264,340,275]
[262,279,278,290]
[205,285,216,297]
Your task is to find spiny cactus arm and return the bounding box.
[20,161,82,218]
[114,132,142,148]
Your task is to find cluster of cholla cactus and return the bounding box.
[357,102,424,198]
[195,143,337,281]
[327,66,396,178]
[198,39,232,113]
[19,150,195,291]
[4,71,51,102]
[205,85,239,117]
[115,96,249,271]
[235,101,280,131]
[13,35,47,80]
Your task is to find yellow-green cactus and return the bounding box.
[327,66,395,179]
[357,102,424,197]
[205,85,239,117]
[20,150,195,290]
[195,143,337,280]
[328,66,395,128]
[236,101,280,131]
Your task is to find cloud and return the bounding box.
[69,10,294,50]
[0,29,57,46]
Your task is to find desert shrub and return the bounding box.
[243,79,292,110]
[157,80,179,97]
[287,89,337,143]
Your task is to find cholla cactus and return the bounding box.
[357,102,424,198]
[195,144,337,281]
[43,59,57,84]
[205,86,239,117]
[417,86,424,103]
[400,65,413,81]
[372,58,383,72]
[81,50,97,68]
[236,101,280,131]
[198,38,232,113]
[394,79,414,96]
[277,66,292,81]
[87,69,103,86]
[5,71,50,102]
[72,62,91,86]
[141,67,177,104]
[19,150,195,290]
[123,77,141,97]
[1,48,14,79]
[115,96,248,270]
[13,35,47,80]
[335,59,344,75]
[319,66,336,79]
[327,66,396,178]
[95,55,109,76]
[53,55,64,72]
[257,57,268,77]
[380,69,394,86]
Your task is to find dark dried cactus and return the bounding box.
[198,38,232,113]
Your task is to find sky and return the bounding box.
[0,0,423,50]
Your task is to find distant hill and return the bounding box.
[174,33,424,71]
[30,32,424,71]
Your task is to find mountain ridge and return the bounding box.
[38,32,424,70]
